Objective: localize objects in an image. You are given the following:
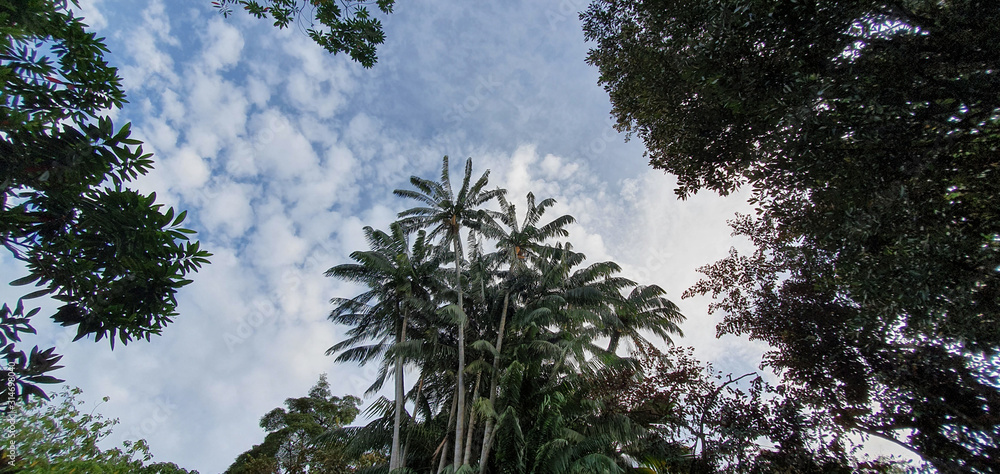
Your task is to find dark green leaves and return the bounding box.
[225,374,365,473]
[213,0,396,68]
[1,0,210,403]
[3,386,195,471]
[8,274,39,286]
[585,0,1000,469]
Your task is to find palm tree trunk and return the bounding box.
[478,291,509,473]
[437,392,458,473]
[463,371,482,465]
[390,308,409,471]
[453,236,467,469]
[401,441,409,471]
[402,375,424,470]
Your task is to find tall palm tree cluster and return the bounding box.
[325,157,685,473]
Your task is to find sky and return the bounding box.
[2,0,907,471]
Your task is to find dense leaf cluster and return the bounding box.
[1,386,200,473]
[313,157,901,473]
[214,0,395,68]
[1,0,209,403]
[317,157,686,473]
[583,0,1000,470]
[225,374,370,474]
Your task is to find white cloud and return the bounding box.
[158,88,186,124]
[607,170,761,370]
[182,70,249,159]
[200,20,244,72]
[165,147,210,190]
[197,179,256,239]
[142,0,177,45]
[119,0,179,91]
[284,72,347,119]
[248,109,318,180]
[540,152,579,180]
[223,139,260,178]
[140,117,180,156]
[77,0,108,30]
[245,77,271,108]
[248,212,310,270]
[282,146,360,238]
[281,33,349,80]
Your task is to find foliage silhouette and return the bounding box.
[1,0,210,404]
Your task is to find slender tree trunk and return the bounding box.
[607,332,620,353]
[390,309,409,471]
[453,236,467,469]
[463,372,482,465]
[478,291,509,473]
[438,391,459,474]
[409,375,425,426]
[399,374,424,467]
[402,441,409,471]
[433,437,448,474]
[402,375,424,471]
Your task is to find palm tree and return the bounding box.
[321,179,689,472]
[326,223,445,471]
[485,243,647,474]
[394,156,505,470]
[478,192,575,470]
[526,243,635,372]
[488,192,576,268]
[605,284,684,354]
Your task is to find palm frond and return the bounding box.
[440,156,454,201]
[333,342,390,365]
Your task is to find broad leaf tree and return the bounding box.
[2,385,199,473]
[214,0,396,68]
[595,346,907,473]
[1,0,210,403]
[225,374,366,474]
[583,0,1000,470]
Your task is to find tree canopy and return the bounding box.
[393,156,506,471]
[326,223,447,471]
[224,374,373,474]
[214,0,396,67]
[311,163,907,473]
[1,0,210,402]
[1,385,199,473]
[583,0,1000,470]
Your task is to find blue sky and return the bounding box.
[0,0,907,471]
